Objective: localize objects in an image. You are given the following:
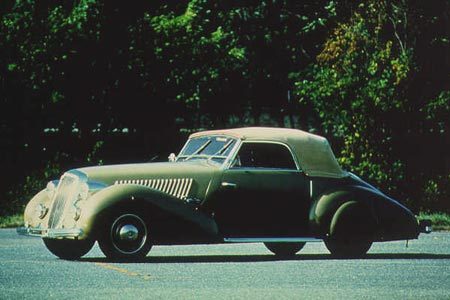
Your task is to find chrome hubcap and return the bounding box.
[110,214,147,254]
[118,224,139,241]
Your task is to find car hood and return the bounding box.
[75,160,220,200]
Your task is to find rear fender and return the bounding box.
[373,195,419,240]
[77,184,218,239]
[309,185,380,237]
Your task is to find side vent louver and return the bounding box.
[114,178,193,200]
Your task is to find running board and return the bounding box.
[223,237,322,243]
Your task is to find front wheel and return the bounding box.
[43,238,94,260]
[264,242,305,257]
[98,212,152,260]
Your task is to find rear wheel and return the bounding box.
[98,212,152,260]
[326,201,375,258]
[43,238,94,260]
[325,239,372,258]
[264,242,305,257]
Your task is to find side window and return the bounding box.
[232,143,297,170]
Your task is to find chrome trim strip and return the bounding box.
[161,179,169,193]
[180,179,187,197]
[176,178,185,198]
[164,179,171,194]
[179,179,187,198]
[155,179,162,190]
[167,179,176,195]
[184,178,193,199]
[223,237,322,243]
[183,178,191,199]
[163,179,168,191]
[177,179,184,196]
[221,182,237,188]
[171,179,179,197]
[173,179,182,198]
[17,227,82,238]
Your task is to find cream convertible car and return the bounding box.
[18,127,431,259]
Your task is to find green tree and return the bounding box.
[150,1,337,127]
[294,0,449,211]
[1,0,448,215]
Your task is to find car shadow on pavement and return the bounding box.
[80,253,450,264]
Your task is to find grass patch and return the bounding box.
[0,213,24,228]
[418,212,450,231]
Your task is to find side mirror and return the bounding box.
[168,153,176,162]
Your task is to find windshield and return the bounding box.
[177,136,237,164]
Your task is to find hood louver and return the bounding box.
[114,178,193,200]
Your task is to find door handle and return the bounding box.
[221,182,237,189]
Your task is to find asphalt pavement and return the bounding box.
[1,229,450,299]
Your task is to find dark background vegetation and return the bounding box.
[0,0,448,216]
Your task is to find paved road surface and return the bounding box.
[1,229,450,299]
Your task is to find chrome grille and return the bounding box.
[114,178,193,200]
[48,174,78,229]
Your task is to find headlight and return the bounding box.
[35,203,48,219]
[71,181,89,221]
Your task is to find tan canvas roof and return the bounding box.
[190,127,348,178]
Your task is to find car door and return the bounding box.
[209,141,310,237]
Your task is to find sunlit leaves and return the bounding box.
[294,0,449,209]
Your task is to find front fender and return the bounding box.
[77,184,218,239]
[23,189,52,228]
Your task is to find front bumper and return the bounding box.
[17,226,82,238]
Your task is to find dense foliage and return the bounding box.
[0,0,448,215]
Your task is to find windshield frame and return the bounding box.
[176,135,240,167]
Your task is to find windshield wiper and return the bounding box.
[205,139,236,165]
[210,140,234,158]
[184,139,212,161]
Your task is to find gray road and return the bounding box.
[1,229,450,299]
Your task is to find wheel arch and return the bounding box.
[77,184,218,240]
[309,185,381,238]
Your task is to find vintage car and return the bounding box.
[18,127,431,259]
